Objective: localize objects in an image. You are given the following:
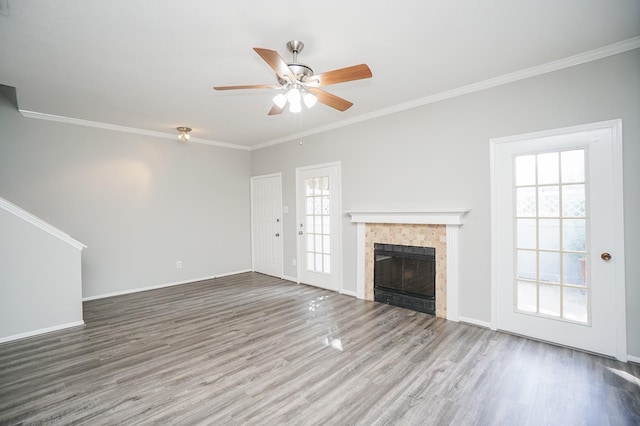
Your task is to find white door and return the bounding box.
[296,163,342,292]
[491,120,626,360]
[251,174,283,278]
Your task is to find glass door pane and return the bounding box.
[304,176,331,273]
[513,149,589,324]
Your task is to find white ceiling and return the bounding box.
[1,1,639,148]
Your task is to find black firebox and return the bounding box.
[374,243,435,315]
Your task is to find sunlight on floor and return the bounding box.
[308,295,329,312]
[607,367,640,387]
[322,336,343,351]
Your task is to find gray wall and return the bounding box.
[251,49,640,356]
[0,94,252,298]
[0,206,83,340]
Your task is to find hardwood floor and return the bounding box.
[1,272,638,425]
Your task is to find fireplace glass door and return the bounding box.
[373,244,436,315]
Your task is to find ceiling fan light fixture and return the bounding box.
[303,92,317,109]
[272,93,287,109]
[176,126,192,141]
[286,87,301,104]
[289,101,302,113]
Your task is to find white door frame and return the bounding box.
[250,173,283,278]
[295,161,343,292]
[490,119,627,361]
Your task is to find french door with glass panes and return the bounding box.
[296,163,342,292]
[492,121,626,359]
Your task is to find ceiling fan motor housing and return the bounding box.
[276,40,314,85]
[277,63,314,85]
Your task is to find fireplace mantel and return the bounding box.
[347,209,469,322]
[346,209,469,225]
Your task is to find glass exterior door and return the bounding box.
[492,122,625,359]
[296,163,341,291]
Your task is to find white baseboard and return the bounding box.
[628,354,640,364]
[82,269,252,301]
[215,269,252,279]
[340,289,357,298]
[458,316,492,329]
[0,320,85,344]
[282,275,298,283]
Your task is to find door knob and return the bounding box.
[601,252,612,261]
[275,233,280,237]
[298,231,304,235]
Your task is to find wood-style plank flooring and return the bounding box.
[1,272,639,425]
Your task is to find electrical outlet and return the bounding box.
[176,261,182,269]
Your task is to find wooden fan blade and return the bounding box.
[253,48,296,82]
[306,64,372,87]
[213,84,280,91]
[268,104,284,115]
[307,88,353,111]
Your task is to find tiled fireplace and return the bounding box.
[347,210,468,321]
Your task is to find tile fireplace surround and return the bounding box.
[347,210,469,322]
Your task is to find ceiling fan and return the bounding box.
[213,40,372,115]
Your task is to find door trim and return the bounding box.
[489,119,627,361]
[295,161,343,292]
[250,173,283,278]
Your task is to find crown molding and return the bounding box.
[18,110,251,151]
[15,37,640,152]
[252,36,640,151]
